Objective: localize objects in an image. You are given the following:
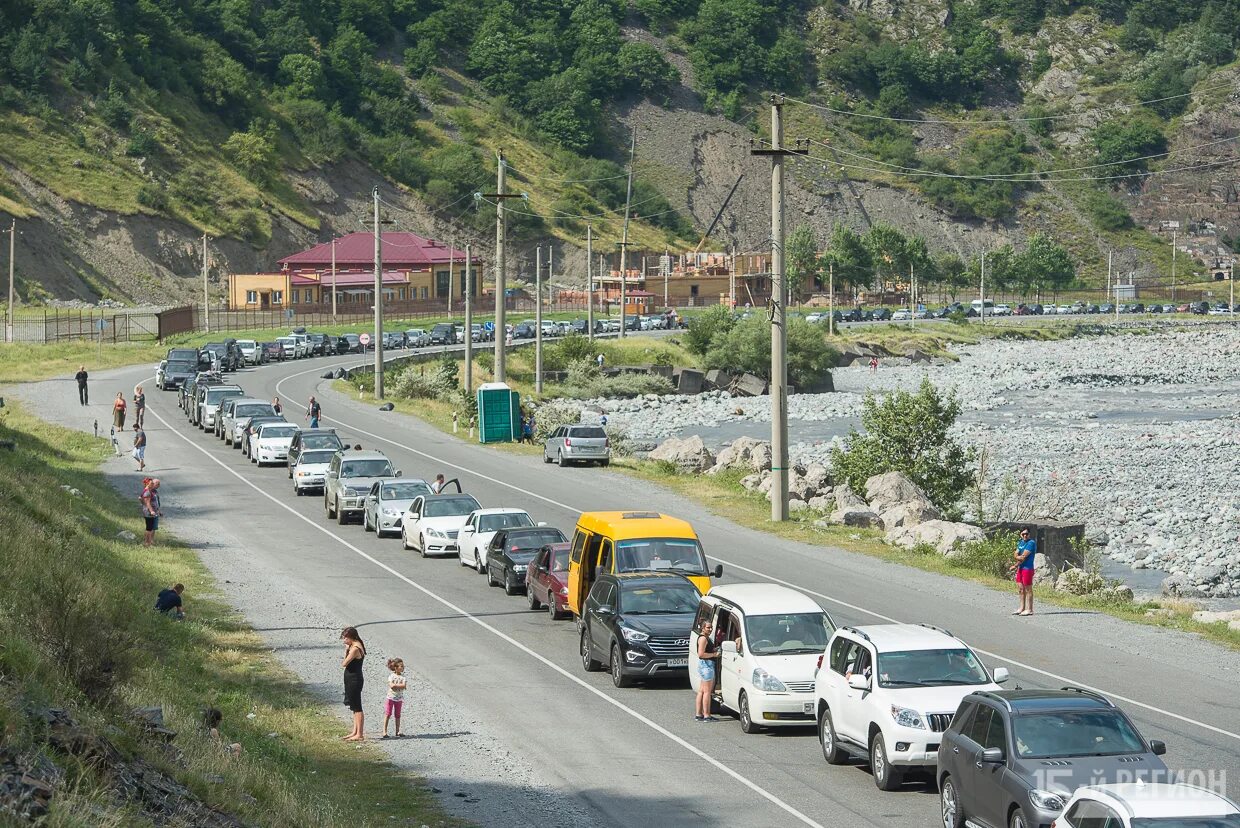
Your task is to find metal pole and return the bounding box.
[448,236,455,315]
[1106,250,1112,308]
[6,219,14,343]
[828,262,834,336]
[535,246,543,394]
[331,238,338,323]
[769,97,789,522]
[202,233,210,333]
[465,245,473,397]
[619,128,635,338]
[980,250,986,324]
[909,262,915,328]
[373,186,384,398]
[1171,230,1177,303]
[494,150,507,382]
[586,225,594,341]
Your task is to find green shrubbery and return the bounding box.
[948,531,1017,579]
[558,359,674,399]
[686,309,838,389]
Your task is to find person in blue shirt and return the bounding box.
[1012,528,1037,616]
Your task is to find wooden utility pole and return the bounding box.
[828,262,835,336]
[464,245,473,397]
[535,246,543,394]
[372,186,384,398]
[202,233,210,333]
[619,128,635,338]
[485,150,523,381]
[5,219,15,343]
[448,236,455,314]
[1171,229,1178,302]
[331,237,338,323]
[586,224,594,341]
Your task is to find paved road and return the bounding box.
[20,350,1240,828]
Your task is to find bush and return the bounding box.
[1083,190,1133,231]
[831,378,975,513]
[531,399,583,442]
[555,359,674,399]
[702,315,837,389]
[948,531,1017,579]
[684,304,735,356]
[125,129,158,157]
[136,183,169,211]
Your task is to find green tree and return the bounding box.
[1092,113,1167,173]
[223,124,277,183]
[702,315,837,388]
[684,303,735,356]
[617,42,679,98]
[821,224,873,301]
[830,378,975,513]
[1019,233,1074,297]
[864,224,909,293]
[786,224,819,301]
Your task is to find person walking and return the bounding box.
[307,396,321,429]
[132,423,147,472]
[341,627,367,741]
[112,392,127,430]
[271,396,282,415]
[1012,527,1037,616]
[133,385,146,428]
[868,356,879,373]
[75,366,89,405]
[596,353,605,370]
[382,657,408,739]
[140,477,162,546]
[694,620,720,722]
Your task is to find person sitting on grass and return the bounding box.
[155,583,185,620]
[203,708,242,757]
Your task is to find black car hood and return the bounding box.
[1010,753,1169,796]
[617,612,695,636]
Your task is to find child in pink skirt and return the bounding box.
[382,657,407,738]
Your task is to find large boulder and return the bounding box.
[831,507,884,528]
[788,469,816,501]
[675,368,704,395]
[879,501,942,532]
[734,373,769,396]
[707,436,772,475]
[887,520,984,555]
[739,472,765,491]
[649,435,715,473]
[803,463,832,494]
[864,471,936,514]
[834,486,869,512]
[1055,567,1107,595]
[807,494,834,512]
[704,368,734,390]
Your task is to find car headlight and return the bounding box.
[425,527,444,538]
[619,626,648,643]
[559,586,568,596]
[890,706,925,729]
[752,668,787,692]
[512,564,526,573]
[382,508,400,517]
[1029,790,1065,812]
[296,471,307,477]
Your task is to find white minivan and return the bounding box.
[970,299,995,316]
[689,583,835,733]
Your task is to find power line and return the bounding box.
[505,165,630,184]
[474,194,679,222]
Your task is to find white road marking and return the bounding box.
[269,360,1240,745]
[147,401,834,828]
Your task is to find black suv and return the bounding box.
[485,526,568,595]
[430,323,456,345]
[938,688,1168,828]
[579,572,700,688]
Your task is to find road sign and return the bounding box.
[96,318,108,331]
[286,308,294,320]
[483,321,495,332]
[359,333,371,346]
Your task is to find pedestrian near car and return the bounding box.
[140,477,162,546]
[75,366,89,405]
[307,396,321,429]
[430,473,445,493]
[271,397,282,415]
[381,657,407,738]
[154,583,185,619]
[1012,527,1037,616]
[133,386,146,428]
[112,392,127,429]
[694,620,720,722]
[132,423,147,472]
[341,627,366,741]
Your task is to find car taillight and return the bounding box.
[604,437,610,447]
[564,438,571,446]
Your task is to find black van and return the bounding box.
[430,323,456,345]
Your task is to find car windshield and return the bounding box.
[205,389,241,403]
[875,649,990,688]
[507,529,567,553]
[236,404,275,417]
[1132,818,1240,828]
[167,361,195,372]
[383,482,430,500]
[619,584,700,614]
[616,538,708,576]
[260,426,297,439]
[568,427,606,439]
[340,460,393,478]
[300,450,336,465]
[301,434,342,450]
[238,340,256,348]
[744,613,833,655]
[478,513,534,532]
[1012,710,1147,759]
[424,497,479,517]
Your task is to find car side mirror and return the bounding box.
[712,564,724,578]
[847,673,870,691]
[1149,739,1166,756]
[981,747,1004,764]
[460,526,474,533]
[408,513,419,520]
[327,471,337,479]
[720,640,737,654]
[597,605,615,616]
[395,470,403,478]
[993,667,1010,684]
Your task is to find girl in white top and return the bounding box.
[382,657,408,738]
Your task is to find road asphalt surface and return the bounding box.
[13,347,1240,828]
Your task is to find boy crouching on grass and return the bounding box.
[382,657,407,738]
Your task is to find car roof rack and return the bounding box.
[1059,686,1114,706]
[841,626,871,642]
[917,622,955,638]
[972,691,1013,711]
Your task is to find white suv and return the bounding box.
[1057,783,1240,828]
[689,584,835,733]
[813,623,1008,791]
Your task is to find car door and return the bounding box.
[590,581,616,654]
[365,482,381,525]
[832,640,872,744]
[688,598,716,692]
[406,496,424,537]
[530,547,551,604]
[974,707,1012,828]
[488,532,508,579]
[714,607,744,711]
[459,513,478,563]
[957,703,1003,825]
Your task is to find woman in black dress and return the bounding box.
[341,627,367,741]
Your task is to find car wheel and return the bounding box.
[557,451,568,468]
[940,775,966,828]
[295,485,302,496]
[335,499,346,525]
[739,691,760,734]
[580,628,602,672]
[402,529,411,550]
[487,563,499,587]
[610,644,632,687]
[819,708,848,764]
[364,511,373,532]
[504,573,519,596]
[475,553,485,575]
[870,731,902,791]
[542,450,552,464]
[1008,809,1027,828]
[601,459,610,467]
[325,496,335,520]
[548,595,562,620]
[527,586,542,610]
[418,535,427,558]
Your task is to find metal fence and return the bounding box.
[4,308,163,343]
[197,299,606,333]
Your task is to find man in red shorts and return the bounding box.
[1012,527,1037,616]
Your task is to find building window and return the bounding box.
[421,286,428,299]
[291,289,298,304]
[435,269,450,298]
[690,285,699,297]
[305,289,314,303]
[399,288,406,300]
[245,290,257,304]
[272,290,283,305]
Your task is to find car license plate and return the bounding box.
[445,544,457,551]
[803,702,814,714]
[666,658,687,667]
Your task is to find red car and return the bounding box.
[526,542,572,619]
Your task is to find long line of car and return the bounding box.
[161,357,1234,828]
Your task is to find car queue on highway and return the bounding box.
[152,337,1237,828]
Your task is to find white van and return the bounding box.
[969,299,995,315]
[689,583,836,733]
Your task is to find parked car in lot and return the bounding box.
[401,492,482,556]
[250,422,298,466]
[338,333,362,353]
[937,688,1167,828]
[1190,301,1210,314]
[291,448,336,495]
[237,339,260,365]
[579,572,701,688]
[457,508,536,573]
[363,479,432,537]
[690,584,835,733]
[543,424,610,467]
[871,307,893,321]
[307,333,329,356]
[992,304,1012,317]
[324,449,401,524]
[201,342,238,372]
[1099,303,1116,314]
[526,542,573,617]
[159,357,198,390]
[275,336,300,359]
[513,322,536,339]
[382,331,406,349]
[429,323,456,345]
[891,309,912,321]
[816,623,1008,791]
[485,526,568,595]
[287,428,345,476]
[1209,302,1234,315]
[1054,783,1239,828]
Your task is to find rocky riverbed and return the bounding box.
[588,326,1240,599]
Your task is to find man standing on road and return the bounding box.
[132,423,147,472]
[431,473,445,493]
[1012,527,1037,616]
[140,478,162,546]
[75,366,89,405]
[307,396,321,429]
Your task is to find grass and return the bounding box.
[0,402,461,827]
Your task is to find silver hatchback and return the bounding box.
[543,425,610,467]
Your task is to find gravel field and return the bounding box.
[596,326,1240,598]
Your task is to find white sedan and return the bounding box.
[457,508,537,573]
[291,448,335,495]
[891,309,911,321]
[363,479,431,537]
[251,423,299,466]
[401,493,482,557]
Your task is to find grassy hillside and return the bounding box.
[0,404,454,826]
